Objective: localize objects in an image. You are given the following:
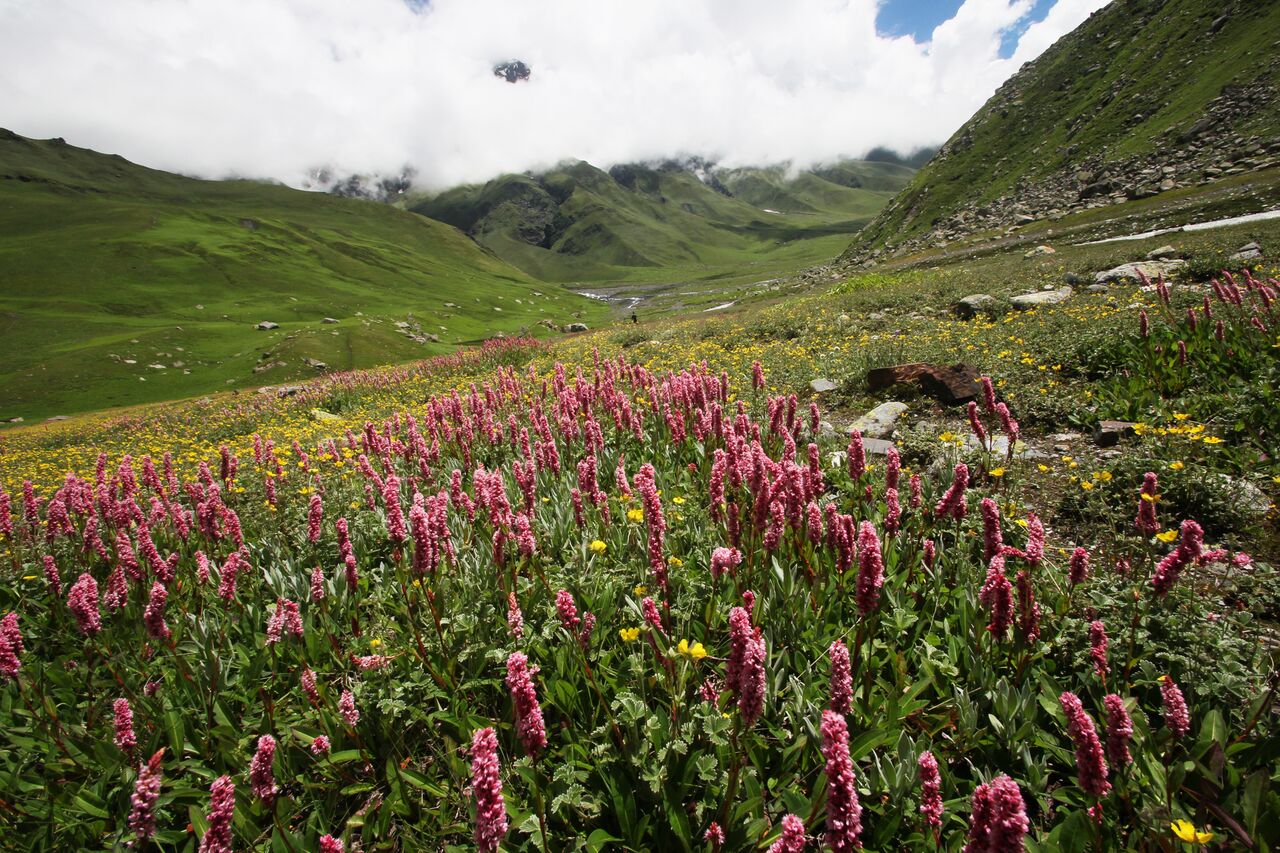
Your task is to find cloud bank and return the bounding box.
[0,0,1110,189]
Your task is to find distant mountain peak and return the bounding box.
[493,60,531,84]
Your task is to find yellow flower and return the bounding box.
[667,556,684,568]
[677,639,708,660]
[1173,413,1190,421]
[1094,471,1112,482]
[938,431,956,442]
[1170,461,1184,471]
[1170,820,1214,844]
[589,539,607,554]
[989,468,1005,478]
[672,496,686,505]
[626,508,645,524]
[1080,481,1094,491]
[1156,529,1178,543]
[1037,464,1049,473]
[633,584,647,596]
[1202,436,1224,445]
[1141,493,1158,503]
[369,638,382,648]
[619,627,640,642]
[1132,423,1147,435]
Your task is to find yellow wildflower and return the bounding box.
[989,468,1005,478]
[619,627,640,642]
[1202,436,1224,445]
[1155,530,1178,543]
[633,584,647,596]
[668,556,684,568]
[626,508,645,524]
[1080,481,1094,491]
[677,639,708,661]
[1170,820,1214,844]
[1169,461,1184,471]
[589,539,607,554]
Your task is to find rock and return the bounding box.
[1159,178,1176,192]
[255,321,279,330]
[1094,260,1186,284]
[1013,213,1036,225]
[1063,272,1083,285]
[866,363,981,405]
[1024,245,1056,258]
[424,333,441,343]
[954,294,997,319]
[818,420,836,438]
[1145,245,1179,260]
[850,402,908,439]
[964,434,1048,459]
[1086,284,1110,294]
[311,409,342,423]
[1093,420,1137,447]
[8,417,23,423]
[303,358,328,371]
[1010,287,1073,310]
[394,321,411,329]
[829,439,896,470]
[810,378,839,394]
[46,415,68,422]
[1229,242,1262,261]
[321,317,340,324]
[564,323,589,333]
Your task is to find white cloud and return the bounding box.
[0,0,1110,189]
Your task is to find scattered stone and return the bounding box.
[1024,245,1056,258]
[321,317,340,324]
[1086,284,1110,294]
[1094,260,1186,284]
[303,358,328,371]
[311,409,342,423]
[818,420,836,438]
[46,415,69,422]
[564,323,589,333]
[809,378,839,394]
[1093,420,1137,447]
[443,302,458,309]
[1146,245,1179,260]
[1063,272,1083,285]
[850,402,908,439]
[148,363,166,370]
[1013,213,1036,225]
[8,417,23,423]
[394,321,411,329]
[1010,287,1073,310]
[954,294,996,319]
[255,321,279,330]
[867,362,981,405]
[1229,241,1262,261]
[964,434,1048,459]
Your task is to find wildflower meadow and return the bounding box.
[0,266,1278,852]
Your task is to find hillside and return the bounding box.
[0,130,603,420]
[413,158,913,284]
[843,0,1280,263]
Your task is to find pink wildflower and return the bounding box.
[311,734,331,756]
[768,813,807,853]
[964,775,1028,853]
[847,429,866,480]
[128,748,165,842]
[249,734,278,803]
[919,750,943,828]
[855,521,885,617]
[42,555,62,597]
[1159,675,1190,739]
[829,639,852,715]
[555,589,581,633]
[507,592,524,639]
[143,582,171,641]
[382,475,407,542]
[1135,472,1160,535]
[339,689,360,726]
[1088,621,1109,679]
[470,727,508,853]
[301,667,320,704]
[1059,692,1110,798]
[705,821,726,850]
[67,573,102,635]
[967,401,989,450]
[934,463,969,520]
[1151,520,1204,597]
[979,555,1013,639]
[1068,547,1090,586]
[642,596,667,638]
[981,498,1003,561]
[308,494,323,543]
[113,697,137,753]
[1102,694,1133,768]
[319,836,345,853]
[200,776,235,853]
[820,709,862,851]
[310,566,326,601]
[505,652,547,758]
[710,546,741,580]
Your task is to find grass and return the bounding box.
[0,131,608,421]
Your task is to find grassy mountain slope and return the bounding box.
[844,0,1280,260]
[413,159,912,284]
[0,130,603,420]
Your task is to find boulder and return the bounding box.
[255,321,279,330]
[1093,420,1137,447]
[1024,245,1056,258]
[850,402,908,439]
[311,409,342,423]
[321,317,340,324]
[1094,260,1186,284]
[866,363,981,405]
[954,294,996,319]
[809,378,839,394]
[1145,245,1179,260]
[1010,287,1073,310]
[564,323,589,333]
[1229,242,1262,261]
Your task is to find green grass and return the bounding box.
[846,0,1280,256]
[412,159,910,285]
[0,131,607,421]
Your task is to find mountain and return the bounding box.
[0,130,603,420]
[843,0,1280,263]
[412,158,914,283]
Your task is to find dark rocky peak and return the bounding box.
[494,60,531,83]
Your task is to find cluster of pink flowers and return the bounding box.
[820,709,862,851]
[265,598,303,645]
[918,750,944,828]
[1160,675,1190,739]
[470,727,508,852]
[828,639,852,715]
[964,775,1028,853]
[0,612,21,681]
[1068,548,1090,586]
[339,689,360,727]
[127,748,165,842]
[319,836,345,853]
[1059,692,1110,798]
[67,573,101,636]
[726,603,766,725]
[249,734,278,803]
[979,555,1013,639]
[311,734,332,755]
[1088,621,1109,679]
[855,522,885,617]
[308,493,323,543]
[1103,694,1133,768]
[767,813,807,853]
[934,463,969,520]
[200,776,236,853]
[1135,472,1159,535]
[506,592,524,639]
[1151,519,1204,597]
[113,697,137,753]
[505,652,547,758]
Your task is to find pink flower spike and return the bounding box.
[470,727,508,853]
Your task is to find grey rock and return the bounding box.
[1094,260,1186,284]
[564,323,589,333]
[8,417,23,423]
[311,409,342,423]
[1086,284,1110,294]
[1093,420,1137,447]
[1024,244,1056,258]
[1145,245,1179,260]
[850,402,908,439]
[965,434,1049,460]
[1013,213,1036,224]
[1229,242,1262,261]
[955,294,996,319]
[810,378,839,394]
[46,415,69,422]
[1010,287,1073,310]
[255,321,279,330]
[321,317,340,324]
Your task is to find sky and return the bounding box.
[0,0,1110,190]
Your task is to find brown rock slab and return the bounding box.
[1093,420,1137,447]
[866,363,981,405]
